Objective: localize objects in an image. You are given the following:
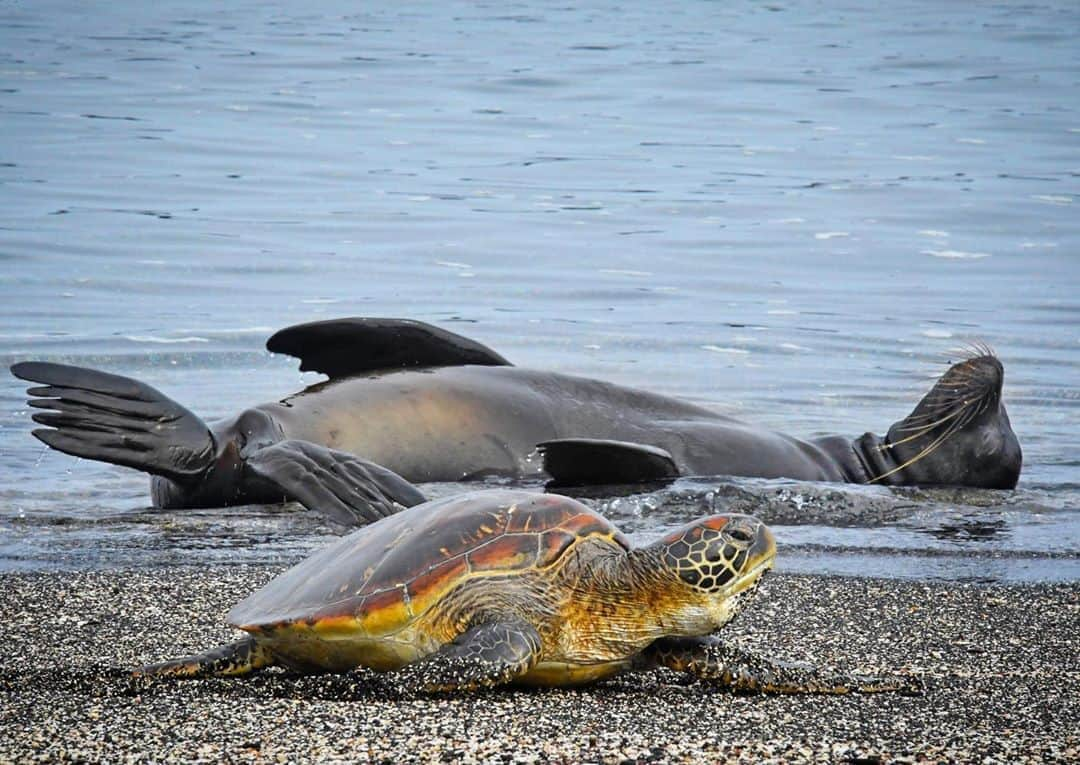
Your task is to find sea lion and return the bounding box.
[11,318,1021,526]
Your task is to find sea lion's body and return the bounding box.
[231,365,852,484]
[12,318,1022,526]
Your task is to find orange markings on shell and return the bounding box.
[357,586,403,617]
[505,497,578,532]
[466,533,539,572]
[406,554,470,602]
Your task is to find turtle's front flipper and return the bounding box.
[11,362,216,484]
[393,621,542,693]
[538,438,680,487]
[645,636,922,695]
[244,439,428,527]
[136,638,273,679]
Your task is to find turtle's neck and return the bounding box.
[554,540,717,657]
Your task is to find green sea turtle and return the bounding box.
[141,490,917,694]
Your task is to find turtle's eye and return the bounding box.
[725,526,753,544]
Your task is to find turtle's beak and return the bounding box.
[748,523,777,572]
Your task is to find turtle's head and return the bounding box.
[653,513,776,629]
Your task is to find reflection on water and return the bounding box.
[927,517,1008,543]
[1,0,1078,582]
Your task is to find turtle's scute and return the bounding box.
[406,556,469,603]
[466,533,539,572]
[538,529,578,561]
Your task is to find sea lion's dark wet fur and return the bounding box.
[11,320,1022,525]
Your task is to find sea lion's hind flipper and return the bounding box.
[244,439,427,527]
[136,638,272,679]
[10,362,215,483]
[538,438,680,487]
[266,318,511,379]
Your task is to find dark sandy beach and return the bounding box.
[0,568,1075,763]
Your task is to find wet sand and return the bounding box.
[1,568,1075,763]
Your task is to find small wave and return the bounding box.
[701,345,749,354]
[123,335,209,344]
[814,232,849,240]
[175,326,274,336]
[922,249,991,259]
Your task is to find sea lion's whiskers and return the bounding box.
[886,408,965,444]
[895,403,967,429]
[868,410,975,484]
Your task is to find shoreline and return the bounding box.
[1,568,1076,763]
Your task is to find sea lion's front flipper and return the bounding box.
[266,317,511,379]
[10,362,216,483]
[645,636,922,695]
[136,637,273,679]
[538,438,680,486]
[244,439,427,527]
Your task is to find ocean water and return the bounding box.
[1,0,1077,582]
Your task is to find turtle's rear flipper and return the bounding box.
[646,636,923,695]
[538,438,680,487]
[244,439,427,527]
[393,621,542,694]
[11,362,215,484]
[136,638,272,679]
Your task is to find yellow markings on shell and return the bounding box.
[312,614,364,639]
[355,593,412,638]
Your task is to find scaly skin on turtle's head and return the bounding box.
[651,514,776,630]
